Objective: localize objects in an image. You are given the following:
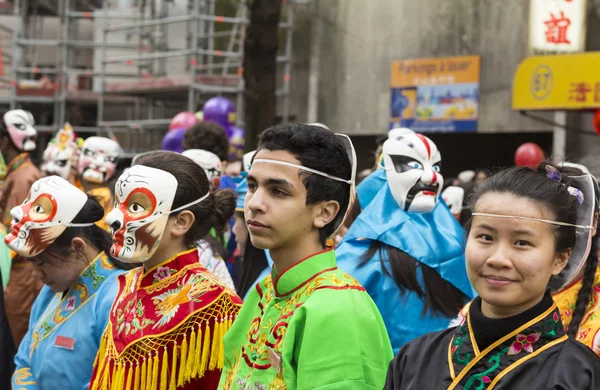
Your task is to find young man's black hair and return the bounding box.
[254,123,352,246]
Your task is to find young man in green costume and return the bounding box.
[219,123,393,389]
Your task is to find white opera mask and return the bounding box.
[77,137,120,184]
[42,123,82,180]
[4,176,89,257]
[3,110,37,152]
[442,186,465,219]
[181,149,223,188]
[382,131,443,213]
[106,165,177,262]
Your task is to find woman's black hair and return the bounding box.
[135,151,236,247]
[36,195,135,270]
[359,243,468,317]
[470,162,578,256]
[558,165,600,338]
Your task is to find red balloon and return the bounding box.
[169,111,199,131]
[515,142,545,169]
[594,109,600,136]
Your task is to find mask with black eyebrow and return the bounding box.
[381,131,443,213]
[3,109,38,152]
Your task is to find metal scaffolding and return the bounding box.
[1,0,142,136]
[97,0,295,156]
[1,0,295,156]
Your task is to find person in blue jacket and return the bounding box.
[336,128,475,353]
[5,176,131,390]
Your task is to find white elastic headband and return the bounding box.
[471,212,594,230]
[252,133,357,241]
[68,222,96,227]
[161,191,210,216]
[252,159,352,184]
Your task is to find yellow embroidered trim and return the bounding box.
[447,301,472,380]
[13,368,36,385]
[447,303,558,390]
[142,262,225,295]
[90,292,239,390]
[447,336,456,380]
[488,335,568,389]
[140,249,197,280]
[467,312,481,356]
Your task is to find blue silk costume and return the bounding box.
[12,252,124,390]
[336,169,475,353]
[235,176,274,299]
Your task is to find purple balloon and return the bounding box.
[169,111,199,131]
[161,127,186,153]
[203,97,236,129]
[227,125,245,161]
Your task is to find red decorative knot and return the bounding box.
[216,16,224,22]
[190,58,197,66]
[83,12,92,18]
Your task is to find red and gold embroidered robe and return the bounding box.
[90,249,242,390]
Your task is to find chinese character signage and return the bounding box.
[512,52,600,110]
[390,55,480,133]
[529,0,588,55]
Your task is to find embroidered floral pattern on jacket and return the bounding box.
[152,266,176,283]
[90,249,242,390]
[227,269,364,388]
[116,299,155,336]
[448,303,567,390]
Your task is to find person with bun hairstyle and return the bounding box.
[5,176,129,389]
[90,151,242,390]
[385,163,600,389]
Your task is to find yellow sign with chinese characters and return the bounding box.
[513,52,600,110]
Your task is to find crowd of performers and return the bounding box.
[0,100,599,390]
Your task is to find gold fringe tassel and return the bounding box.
[151,352,160,390]
[218,319,225,369]
[110,361,118,390]
[133,363,141,390]
[200,322,211,375]
[209,318,221,370]
[101,361,110,390]
[92,334,107,390]
[91,311,235,390]
[193,325,203,378]
[101,363,109,390]
[169,344,178,390]
[118,362,127,390]
[125,364,133,390]
[119,363,127,390]
[177,335,188,386]
[160,348,169,390]
[186,327,197,379]
[140,358,147,390]
[146,355,153,390]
